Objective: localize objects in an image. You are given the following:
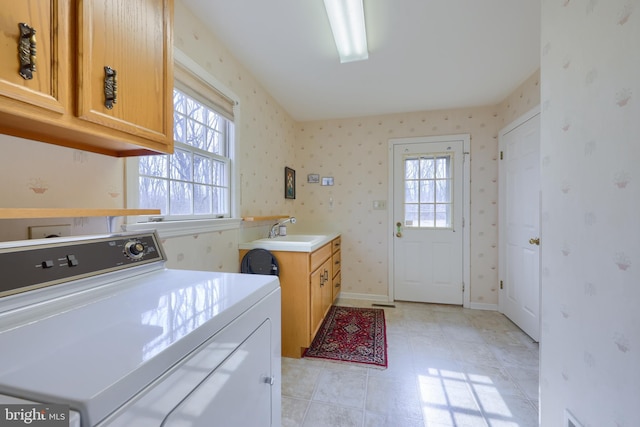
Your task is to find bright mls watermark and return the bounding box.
[0,404,68,426]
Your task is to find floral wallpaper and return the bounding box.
[540,0,639,425]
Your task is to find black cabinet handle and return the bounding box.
[18,23,37,80]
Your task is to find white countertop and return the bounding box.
[238,232,340,252]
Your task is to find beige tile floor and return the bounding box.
[281,299,539,427]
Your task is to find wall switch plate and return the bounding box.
[29,224,71,239]
[373,200,387,210]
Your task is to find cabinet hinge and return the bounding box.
[500,280,504,290]
[500,151,503,160]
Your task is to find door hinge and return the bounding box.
[462,282,465,292]
[500,280,503,290]
[500,151,503,160]
[462,217,465,228]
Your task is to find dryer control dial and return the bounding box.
[124,240,146,260]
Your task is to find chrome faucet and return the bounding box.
[268,217,296,238]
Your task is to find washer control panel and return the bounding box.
[0,232,165,298]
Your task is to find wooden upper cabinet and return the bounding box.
[0,0,173,156]
[77,0,173,146]
[0,0,69,115]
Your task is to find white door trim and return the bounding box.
[388,134,471,308]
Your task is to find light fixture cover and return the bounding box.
[323,0,369,63]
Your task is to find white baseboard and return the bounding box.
[468,302,498,311]
[338,292,391,303]
[338,293,499,311]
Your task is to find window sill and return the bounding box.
[124,218,242,239]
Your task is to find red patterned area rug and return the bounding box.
[304,305,387,368]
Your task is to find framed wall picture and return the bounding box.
[285,167,296,199]
[321,177,334,186]
[307,174,320,183]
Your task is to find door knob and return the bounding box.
[529,237,540,245]
[396,222,402,238]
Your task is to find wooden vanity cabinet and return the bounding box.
[239,235,342,358]
[0,0,174,156]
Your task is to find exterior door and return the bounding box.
[499,109,541,341]
[391,136,467,304]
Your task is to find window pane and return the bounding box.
[420,204,435,227]
[206,129,225,155]
[194,184,212,215]
[171,149,192,181]
[194,155,212,184]
[435,204,451,227]
[139,155,167,177]
[170,181,193,215]
[207,112,224,132]
[173,90,185,113]
[174,113,186,143]
[186,120,205,149]
[405,159,419,179]
[436,156,451,179]
[420,180,434,203]
[405,181,419,203]
[420,157,435,179]
[185,98,205,123]
[212,160,226,186]
[212,186,227,215]
[405,204,419,227]
[435,179,451,202]
[139,177,168,213]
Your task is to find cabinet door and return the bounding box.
[310,264,325,339]
[0,0,68,114]
[77,0,173,146]
[310,258,333,339]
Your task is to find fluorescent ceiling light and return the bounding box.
[323,0,369,63]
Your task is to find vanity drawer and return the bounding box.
[310,243,332,272]
[332,237,341,253]
[332,250,341,274]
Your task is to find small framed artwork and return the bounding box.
[285,167,296,199]
[321,177,334,186]
[307,174,320,183]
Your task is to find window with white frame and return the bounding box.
[403,153,453,228]
[136,64,235,220]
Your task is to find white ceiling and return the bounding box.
[180,0,541,122]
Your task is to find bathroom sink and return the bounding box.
[239,233,339,252]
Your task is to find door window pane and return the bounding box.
[403,154,453,228]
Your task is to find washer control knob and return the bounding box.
[124,241,146,260]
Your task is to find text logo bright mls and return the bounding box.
[1,405,68,426]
